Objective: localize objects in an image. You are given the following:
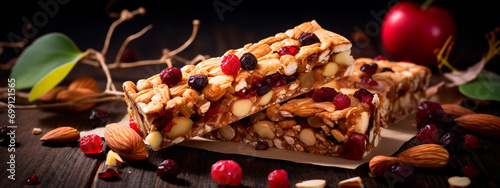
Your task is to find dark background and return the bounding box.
[1,0,499,78]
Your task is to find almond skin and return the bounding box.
[369,155,400,177]
[40,126,80,143]
[56,88,97,112]
[104,123,148,161]
[396,144,449,169]
[455,114,500,138]
[69,76,99,93]
[441,104,475,117]
[38,86,67,102]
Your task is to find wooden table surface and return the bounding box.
[1,1,500,187]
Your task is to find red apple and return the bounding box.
[381,1,456,67]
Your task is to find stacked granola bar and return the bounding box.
[123,20,356,150]
[204,87,382,160]
[326,58,431,127]
[122,20,431,160]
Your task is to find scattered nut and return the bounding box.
[442,104,475,117]
[295,179,326,188]
[56,88,97,112]
[368,156,400,177]
[106,150,124,167]
[40,126,80,143]
[338,176,364,188]
[32,128,42,135]
[277,119,297,129]
[37,86,66,102]
[448,176,471,188]
[104,123,149,161]
[307,116,325,128]
[455,114,500,138]
[68,76,99,93]
[396,144,449,169]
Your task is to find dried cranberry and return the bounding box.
[157,159,180,180]
[265,73,287,88]
[277,45,300,56]
[360,63,378,76]
[284,74,297,83]
[416,124,439,144]
[388,162,413,178]
[188,74,208,91]
[204,102,221,123]
[25,175,39,185]
[255,140,270,150]
[464,134,480,150]
[373,55,388,61]
[153,109,174,131]
[161,120,177,133]
[321,87,339,99]
[415,101,445,130]
[160,67,182,87]
[0,125,13,144]
[462,164,479,178]
[240,53,258,70]
[438,132,457,149]
[120,48,136,62]
[258,85,272,96]
[354,88,374,105]
[211,160,242,186]
[221,54,241,76]
[381,67,394,73]
[89,109,108,127]
[312,89,328,102]
[129,118,142,136]
[299,32,320,46]
[98,168,119,180]
[333,94,351,110]
[268,169,290,188]
[80,134,103,154]
[361,78,379,86]
[343,134,365,160]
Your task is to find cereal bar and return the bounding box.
[123,20,356,150]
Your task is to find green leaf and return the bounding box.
[459,73,500,102]
[9,33,89,102]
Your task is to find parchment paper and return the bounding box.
[83,114,417,170]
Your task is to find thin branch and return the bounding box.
[168,19,200,56]
[92,49,116,91]
[110,24,153,68]
[101,7,146,56]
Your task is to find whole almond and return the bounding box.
[56,88,97,112]
[69,76,99,93]
[396,144,449,169]
[40,126,80,143]
[38,86,67,102]
[104,123,148,161]
[369,155,400,177]
[441,104,475,117]
[456,114,500,137]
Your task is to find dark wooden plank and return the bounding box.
[0,108,103,188]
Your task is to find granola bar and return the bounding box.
[204,87,381,160]
[123,20,356,150]
[326,58,431,127]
